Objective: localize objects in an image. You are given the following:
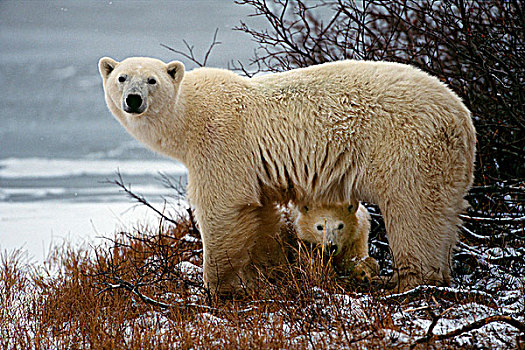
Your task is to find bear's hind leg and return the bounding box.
[381,202,454,292]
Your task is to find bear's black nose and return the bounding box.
[125,94,143,113]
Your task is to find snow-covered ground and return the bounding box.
[0,201,162,262]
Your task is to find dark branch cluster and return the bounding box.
[95,173,210,306]
[235,0,524,185]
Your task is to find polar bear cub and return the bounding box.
[295,199,379,281]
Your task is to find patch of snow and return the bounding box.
[175,261,202,277]
[194,312,227,326]
[180,234,199,243]
[381,328,412,344]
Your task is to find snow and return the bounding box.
[180,234,200,244]
[175,261,202,277]
[0,201,178,263]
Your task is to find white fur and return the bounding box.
[99,57,476,293]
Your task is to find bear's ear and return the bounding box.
[99,57,118,79]
[348,198,359,214]
[166,61,185,84]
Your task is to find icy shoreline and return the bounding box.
[0,201,181,263]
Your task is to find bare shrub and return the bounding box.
[235,0,524,183]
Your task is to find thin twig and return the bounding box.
[161,28,221,67]
[384,285,496,307]
[109,171,179,226]
[99,279,215,312]
[413,315,525,345]
[459,214,525,224]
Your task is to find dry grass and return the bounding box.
[1,206,523,349]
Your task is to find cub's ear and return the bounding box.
[99,57,118,79]
[166,61,185,84]
[348,198,359,214]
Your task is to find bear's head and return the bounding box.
[295,199,360,256]
[98,57,184,121]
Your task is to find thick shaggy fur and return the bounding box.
[295,200,379,280]
[99,57,476,294]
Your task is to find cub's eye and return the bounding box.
[303,206,309,213]
[147,78,157,85]
[118,75,127,83]
[316,225,324,231]
[338,223,344,230]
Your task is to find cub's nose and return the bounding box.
[124,94,144,114]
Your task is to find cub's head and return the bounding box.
[295,199,361,256]
[98,57,184,120]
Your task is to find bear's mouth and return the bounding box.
[123,94,146,114]
[327,242,340,256]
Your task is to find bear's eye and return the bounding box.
[316,225,324,231]
[338,223,344,230]
[303,206,309,213]
[118,75,127,83]
[147,78,157,85]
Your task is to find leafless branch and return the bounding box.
[161,28,222,67]
[108,171,179,226]
[97,279,235,315]
[459,214,525,224]
[384,285,496,307]
[413,315,525,345]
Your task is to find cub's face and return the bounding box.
[98,57,184,123]
[295,201,359,255]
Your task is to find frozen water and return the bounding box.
[0,157,186,179]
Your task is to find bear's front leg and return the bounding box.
[195,202,284,296]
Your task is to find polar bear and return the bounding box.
[295,200,379,282]
[99,57,476,294]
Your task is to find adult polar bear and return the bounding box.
[99,57,476,294]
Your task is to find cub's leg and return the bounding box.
[338,205,379,283]
[347,257,380,283]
